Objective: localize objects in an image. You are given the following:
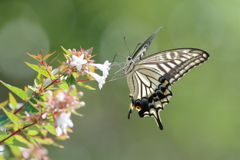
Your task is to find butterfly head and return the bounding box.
[124,56,135,73]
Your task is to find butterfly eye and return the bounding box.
[127,57,132,61]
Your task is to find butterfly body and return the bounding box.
[125,27,209,130]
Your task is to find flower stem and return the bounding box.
[77,78,90,82]
[0,122,36,144]
[13,102,26,114]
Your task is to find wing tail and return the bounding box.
[149,108,164,130]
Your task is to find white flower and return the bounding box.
[56,92,65,102]
[52,67,60,75]
[0,145,4,156]
[79,101,85,107]
[9,103,23,110]
[88,72,106,90]
[43,78,52,87]
[91,60,111,78]
[41,113,47,119]
[70,54,87,71]
[55,112,73,136]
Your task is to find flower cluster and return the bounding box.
[43,86,84,136]
[67,48,111,89]
[21,144,50,160]
[0,46,111,160]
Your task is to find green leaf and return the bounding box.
[25,88,34,98]
[0,135,29,148]
[77,81,96,90]
[66,74,76,86]
[22,131,39,146]
[34,137,54,145]
[25,96,43,114]
[14,134,30,145]
[28,130,39,136]
[43,123,56,135]
[61,46,72,56]
[35,73,44,87]
[9,145,22,157]
[2,108,23,128]
[0,156,6,160]
[26,53,40,61]
[0,100,8,110]
[57,81,69,90]
[27,124,40,130]
[26,50,42,61]
[0,134,8,142]
[0,81,27,100]
[34,137,64,148]
[39,129,47,137]
[25,102,39,114]
[10,139,29,148]
[0,115,11,127]
[25,62,52,78]
[43,51,55,61]
[6,158,20,160]
[9,93,17,109]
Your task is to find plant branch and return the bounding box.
[0,122,37,144]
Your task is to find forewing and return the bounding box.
[131,27,162,62]
[137,48,210,84]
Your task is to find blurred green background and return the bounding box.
[0,0,240,159]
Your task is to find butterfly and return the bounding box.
[124,27,209,130]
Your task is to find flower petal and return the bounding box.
[56,126,63,136]
[70,55,88,71]
[91,60,111,78]
[87,72,106,89]
[55,112,73,136]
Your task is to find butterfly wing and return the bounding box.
[131,27,163,62]
[125,27,163,97]
[127,48,209,130]
[138,48,210,84]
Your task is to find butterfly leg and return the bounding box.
[128,105,133,119]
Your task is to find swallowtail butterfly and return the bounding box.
[125,27,209,130]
